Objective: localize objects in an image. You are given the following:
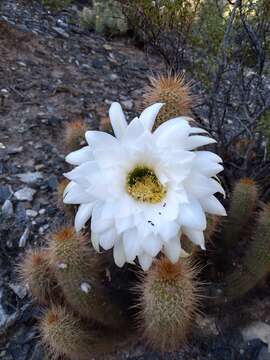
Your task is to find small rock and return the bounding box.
[14,187,36,202]
[19,227,30,248]
[52,26,69,38]
[0,185,13,203]
[0,89,9,96]
[242,322,270,350]
[26,209,38,218]
[1,200,14,216]
[7,146,23,154]
[122,99,134,110]
[56,19,68,29]
[16,202,27,222]
[109,73,118,81]
[80,282,91,293]
[35,164,45,171]
[39,209,46,215]
[103,44,112,50]
[17,61,26,67]
[92,58,105,69]
[0,143,6,149]
[58,263,67,269]
[16,172,43,184]
[47,175,58,191]
[8,283,27,299]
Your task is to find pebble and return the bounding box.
[7,146,23,154]
[19,227,30,248]
[52,26,69,38]
[14,187,36,202]
[0,185,13,203]
[80,282,91,293]
[38,209,46,215]
[109,73,118,81]
[46,175,58,191]
[8,284,27,300]
[0,88,9,96]
[16,172,43,184]
[26,209,38,218]
[122,99,133,110]
[1,200,14,216]
[242,322,270,350]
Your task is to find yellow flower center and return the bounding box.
[126,166,166,204]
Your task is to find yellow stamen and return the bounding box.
[126,166,166,204]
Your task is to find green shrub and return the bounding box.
[39,0,72,11]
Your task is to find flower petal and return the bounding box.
[139,103,164,131]
[154,117,190,148]
[99,228,117,250]
[123,228,140,262]
[91,232,100,252]
[65,146,93,165]
[200,195,227,216]
[85,131,118,149]
[64,183,93,204]
[109,102,128,139]
[75,203,95,232]
[113,240,126,267]
[185,173,223,199]
[182,227,205,249]
[141,235,162,257]
[179,198,206,230]
[138,252,153,271]
[158,221,179,242]
[185,135,216,150]
[163,236,182,263]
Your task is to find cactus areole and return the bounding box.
[63,102,226,270]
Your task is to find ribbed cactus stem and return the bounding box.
[137,257,202,351]
[19,249,59,305]
[143,73,194,128]
[223,178,258,250]
[40,306,93,360]
[48,226,126,328]
[225,203,270,299]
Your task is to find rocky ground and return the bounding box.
[0,1,270,359]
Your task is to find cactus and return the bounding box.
[80,2,128,36]
[48,226,127,328]
[40,305,126,360]
[18,73,270,358]
[64,119,87,152]
[143,73,194,127]
[136,257,201,352]
[225,203,270,299]
[57,178,74,218]
[222,178,258,251]
[19,249,59,305]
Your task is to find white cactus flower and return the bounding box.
[63,102,226,271]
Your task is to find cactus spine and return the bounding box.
[19,249,59,304]
[137,257,201,352]
[144,73,194,127]
[48,226,126,328]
